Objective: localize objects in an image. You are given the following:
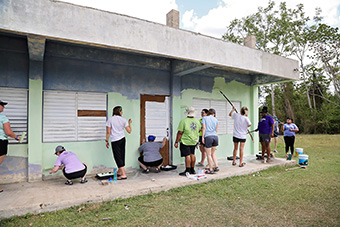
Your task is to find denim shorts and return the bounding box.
[204,136,218,148]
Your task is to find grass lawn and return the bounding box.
[1,134,339,226]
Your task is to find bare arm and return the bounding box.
[106,127,111,148]
[229,106,235,117]
[125,119,132,134]
[174,131,183,148]
[162,137,167,147]
[49,165,60,174]
[3,122,20,140]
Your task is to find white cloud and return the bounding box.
[182,0,340,38]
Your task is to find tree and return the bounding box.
[222,1,309,118]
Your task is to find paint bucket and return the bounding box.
[295,148,303,157]
[299,154,308,166]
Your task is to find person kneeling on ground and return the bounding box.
[49,146,88,185]
[138,135,166,173]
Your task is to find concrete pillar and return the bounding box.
[27,36,45,182]
[166,9,179,28]
[244,35,256,49]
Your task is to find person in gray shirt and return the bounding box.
[138,135,167,173]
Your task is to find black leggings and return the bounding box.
[284,136,295,155]
[111,137,126,168]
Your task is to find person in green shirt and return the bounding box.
[174,107,200,176]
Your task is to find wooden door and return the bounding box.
[140,94,170,165]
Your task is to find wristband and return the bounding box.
[105,140,108,143]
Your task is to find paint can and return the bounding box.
[295,148,303,157]
[299,154,308,166]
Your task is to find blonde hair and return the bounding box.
[240,106,248,117]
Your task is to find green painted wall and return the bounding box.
[172,78,258,165]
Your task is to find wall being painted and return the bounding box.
[172,77,259,165]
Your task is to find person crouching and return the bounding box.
[138,135,166,173]
[49,146,88,185]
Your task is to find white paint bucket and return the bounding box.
[295,148,303,157]
[299,154,308,166]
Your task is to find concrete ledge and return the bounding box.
[0,157,297,219]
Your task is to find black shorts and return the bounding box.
[233,136,246,143]
[198,136,205,146]
[180,143,196,157]
[138,156,163,167]
[62,164,87,180]
[0,139,8,156]
[111,137,126,168]
[204,136,218,148]
[259,133,271,143]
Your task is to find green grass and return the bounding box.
[1,135,339,226]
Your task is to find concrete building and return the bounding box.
[0,0,298,183]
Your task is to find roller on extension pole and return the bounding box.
[219,90,254,143]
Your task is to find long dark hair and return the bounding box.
[113,106,122,116]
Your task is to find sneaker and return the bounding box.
[190,168,196,174]
[179,171,189,176]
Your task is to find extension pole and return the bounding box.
[219,91,254,143]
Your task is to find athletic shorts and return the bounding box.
[0,140,8,156]
[62,164,87,180]
[204,136,218,148]
[180,143,196,157]
[138,156,163,167]
[111,137,126,168]
[259,133,271,143]
[233,136,246,143]
[273,132,279,138]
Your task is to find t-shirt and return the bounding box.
[284,123,298,137]
[106,115,129,142]
[201,115,218,137]
[258,115,274,134]
[54,151,85,174]
[177,117,201,146]
[199,118,203,136]
[138,142,163,162]
[231,112,251,139]
[0,113,9,140]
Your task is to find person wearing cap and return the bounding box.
[49,146,88,185]
[174,107,201,176]
[256,106,274,162]
[138,136,167,173]
[282,117,299,159]
[0,100,21,193]
[202,108,219,174]
[106,106,132,180]
[229,106,252,167]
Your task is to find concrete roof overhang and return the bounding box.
[0,0,299,86]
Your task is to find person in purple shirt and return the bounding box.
[49,146,87,185]
[283,117,299,159]
[256,106,274,162]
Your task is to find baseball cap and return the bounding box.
[148,135,156,141]
[55,145,65,154]
[0,100,8,106]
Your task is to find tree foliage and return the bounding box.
[222,1,340,134]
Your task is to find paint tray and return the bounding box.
[96,172,114,180]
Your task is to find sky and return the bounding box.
[61,0,340,39]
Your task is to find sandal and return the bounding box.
[205,170,214,174]
[214,167,220,172]
[232,162,237,166]
[65,180,73,185]
[239,163,246,167]
[196,162,204,167]
[0,189,3,193]
[142,168,150,174]
[155,168,160,173]
[80,178,88,184]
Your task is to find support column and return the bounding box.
[27,36,45,182]
[250,86,259,155]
